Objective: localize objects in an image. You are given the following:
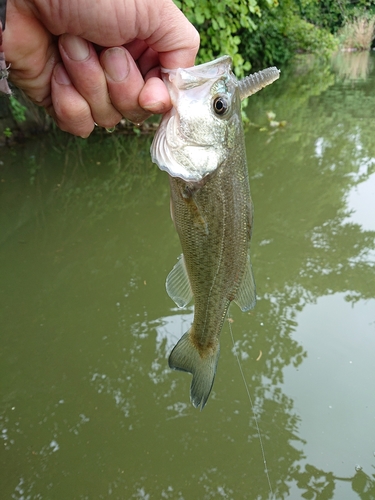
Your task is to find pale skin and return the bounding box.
[3,0,200,137]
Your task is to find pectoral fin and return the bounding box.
[234,252,256,312]
[166,254,193,308]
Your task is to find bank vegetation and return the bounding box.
[1,0,375,141]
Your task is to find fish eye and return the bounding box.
[213,96,229,116]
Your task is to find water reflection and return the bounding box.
[345,171,375,232]
[283,293,375,498]
[1,54,375,499]
[332,50,374,82]
[238,52,375,498]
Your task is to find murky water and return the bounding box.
[1,53,375,499]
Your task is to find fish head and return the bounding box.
[151,56,241,182]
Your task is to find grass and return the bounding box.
[338,16,375,51]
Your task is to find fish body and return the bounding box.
[151,57,279,409]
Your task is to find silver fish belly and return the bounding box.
[151,56,280,409]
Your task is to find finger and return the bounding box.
[51,63,95,137]
[135,48,172,113]
[144,1,200,69]
[101,46,154,124]
[35,0,199,70]
[139,76,171,115]
[136,47,160,78]
[121,44,172,114]
[124,40,150,62]
[59,34,122,128]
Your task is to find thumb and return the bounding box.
[3,1,58,107]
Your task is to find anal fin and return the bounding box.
[234,252,256,312]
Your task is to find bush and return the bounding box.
[240,3,294,68]
[174,0,373,72]
[240,2,338,69]
[298,0,346,33]
[285,15,338,54]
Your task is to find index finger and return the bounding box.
[143,2,200,69]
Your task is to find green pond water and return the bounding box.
[1,53,375,500]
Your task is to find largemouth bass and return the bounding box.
[151,56,279,409]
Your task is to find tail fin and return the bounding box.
[168,330,220,410]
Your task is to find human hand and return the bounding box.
[3,0,199,137]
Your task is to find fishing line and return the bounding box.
[228,315,274,499]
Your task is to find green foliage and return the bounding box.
[3,127,12,138]
[297,0,346,33]
[298,0,375,42]
[174,0,340,73]
[174,0,266,75]
[240,2,293,68]
[285,15,338,54]
[9,95,27,123]
[240,1,337,68]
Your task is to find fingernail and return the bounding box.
[62,34,90,61]
[142,101,166,113]
[54,64,71,85]
[102,47,130,82]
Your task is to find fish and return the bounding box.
[151,56,280,409]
